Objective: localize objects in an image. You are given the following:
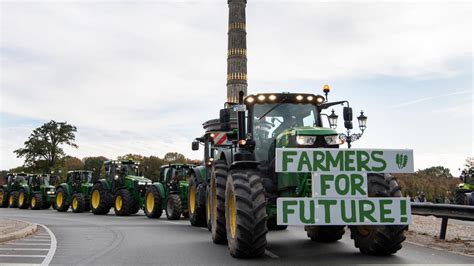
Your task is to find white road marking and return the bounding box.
[38,224,56,266]
[9,243,50,246]
[0,255,46,258]
[0,248,49,251]
[265,249,279,259]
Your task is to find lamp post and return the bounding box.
[339,110,368,148]
[328,109,338,129]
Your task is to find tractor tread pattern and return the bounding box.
[166,194,182,220]
[30,193,43,210]
[212,160,228,244]
[114,189,133,216]
[56,188,69,212]
[72,193,85,213]
[188,178,206,226]
[91,183,111,215]
[145,186,162,218]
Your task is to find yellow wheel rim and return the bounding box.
[146,192,154,214]
[56,192,63,208]
[9,195,13,206]
[31,197,36,208]
[189,185,196,214]
[0,191,4,204]
[72,197,78,210]
[19,192,24,206]
[115,195,122,211]
[229,190,237,239]
[357,226,371,236]
[206,190,211,221]
[212,180,217,224]
[91,190,100,209]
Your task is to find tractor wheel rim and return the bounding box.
[31,197,36,208]
[146,192,154,214]
[72,197,78,210]
[56,192,63,208]
[189,185,196,214]
[0,192,3,203]
[19,192,24,206]
[9,195,13,206]
[91,190,100,209]
[229,190,237,239]
[212,180,217,224]
[206,191,210,222]
[115,195,122,211]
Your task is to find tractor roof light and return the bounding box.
[357,110,367,132]
[316,96,325,103]
[257,95,266,101]
[269,95,277,101]
[296,95,303,101]
[246,97,255,103]
[307,96,314,101]
[328,109,338,129]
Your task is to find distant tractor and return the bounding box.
[56,171,94,213]
[0,173,30,208]
[455,167,474,205]
[144,164,192,220]
[28,174,56,210]
[91,160,152,216]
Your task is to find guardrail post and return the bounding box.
[439,217,448,240]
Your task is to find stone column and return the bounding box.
[227,0,247,103]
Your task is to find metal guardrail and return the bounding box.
[411,203,474,240]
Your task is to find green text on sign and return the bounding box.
[312,173,367,197]
[276,198,411,225]
[275,149,414,173]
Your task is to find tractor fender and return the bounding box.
[190,166,206,184]
[229,161,260,171]
[150,182,166,200]
[21,185,31,197]
[94,179,112,190]
[57,183,71,197]
[214,148,233,167]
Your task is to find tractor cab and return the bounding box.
[30,174,50,188]
[12,173,30,187]
[160,164,192,192]
[67,171,93,191]
[460,168,474,185]
[104,160,140,180]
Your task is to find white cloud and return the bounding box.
[1,1,472,170]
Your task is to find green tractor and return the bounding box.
[0,173,30,208]
[454,167,474,205]
[144,164,192,220]
[56,170,94,213]
[27,174,56,210]
[91,160,152,216]
[206,91,406,258]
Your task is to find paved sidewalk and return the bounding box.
[0,218,37,243]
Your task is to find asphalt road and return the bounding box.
[0,208,472,265]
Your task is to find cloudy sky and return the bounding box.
[1,0,472,175]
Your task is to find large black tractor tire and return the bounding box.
[349,173,407,256]
[225,169,268,258]
[131,203,140,214]
[206,186,211,231]
[71,193,85,213]
[305,226,345,242]
[144,186,163,218]
[55,187,69,212]
[454,189,467,205]
[30,194,43,210]
[9,191,19,208]
[91,183,111,215]
[42,201,52,209]
[0,188,8,208]
[114,189,133,216]
[267,217,288,231]
[166,194,182,220]
[211,160,228,244]
[18,189,29,209]
[188,178,206,226]
[84,198,91,212]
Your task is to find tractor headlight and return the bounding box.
[296,135,316,146]
[47,191,55,195]
[138,181,150,185]
[324,135,343,145]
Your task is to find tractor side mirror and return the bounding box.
[220,108,231,131]
[343,107,353,130]
[192,140,199,151]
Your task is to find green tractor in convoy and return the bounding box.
[205,90,406,258]
[56,170,94,213]
[454,167,474,205]
[144,164,192,220]
[91,160,152,216]
[26,174,56,210]
[0,173,30,208]
[188,118,238,227]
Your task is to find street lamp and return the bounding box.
[328,109,338,129]
[339,110,368,148]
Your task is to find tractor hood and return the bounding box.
[125,175,152,184]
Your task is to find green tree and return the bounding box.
[117,154,144,162]
[14,120,78,172]
[142,156,166,182]
[163,152,187,164]
[83,156,108,179]
[63,156,84,171]
[417,166,452,178]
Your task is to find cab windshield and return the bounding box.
[80,172,92,183]
[121,164,139,176]
[169,167,190,182]
[251,103,320,161]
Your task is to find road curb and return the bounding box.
[0,219,38,243]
